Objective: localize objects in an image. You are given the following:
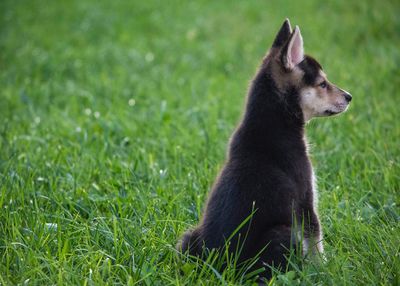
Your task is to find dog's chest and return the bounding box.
[310,166,318,209]
[302,136,318,210]
[305,140,318,209]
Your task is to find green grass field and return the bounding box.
[1,0,399,285]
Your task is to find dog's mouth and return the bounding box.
[324,110,340,116]
[324,104,349,116]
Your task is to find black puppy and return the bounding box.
[177,19,351,279]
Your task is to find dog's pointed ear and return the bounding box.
[271,18,292,49]
[281,26,304,70]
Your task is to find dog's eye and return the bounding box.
[319,81,327,88]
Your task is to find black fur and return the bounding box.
[298,56,322,85]
[272,19,292,48]
[177,23,322,280]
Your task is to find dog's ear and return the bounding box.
[281,26,304,70]
[271,18,292,49]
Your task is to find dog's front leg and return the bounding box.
[302,211,324,259]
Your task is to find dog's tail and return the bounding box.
[176,228,202,256]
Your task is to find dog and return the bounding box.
[177,19,352,280]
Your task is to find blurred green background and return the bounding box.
[0,0,399,285]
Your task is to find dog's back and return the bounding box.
[179,65,314,272]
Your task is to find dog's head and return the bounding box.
[267,19,352,122]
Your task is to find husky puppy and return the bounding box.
[177,19,352,279]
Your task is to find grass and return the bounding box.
[0,0,399,284]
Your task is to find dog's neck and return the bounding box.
[229,66,306,158]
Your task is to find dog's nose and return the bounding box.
[343,92,352,103]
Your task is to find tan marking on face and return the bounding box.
[300,71,350,121]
